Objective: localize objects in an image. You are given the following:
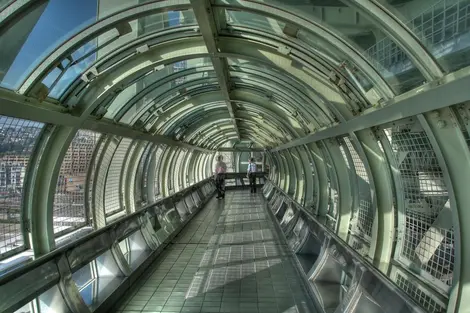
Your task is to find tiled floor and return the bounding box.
[114,191,315,313]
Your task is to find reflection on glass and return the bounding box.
[379,0,470,73]
[115,61,214,125]
[226,9,286,34]
[222,7,378,101]
[0,117,43,257]
[14,302,32,313]
[72,263,93,290]
[225,1,426,94]
[38,285,69,313]
[46,10,196,99]
[0,0,98,90]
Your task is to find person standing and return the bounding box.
[214,155,227,199]
[247,158,257,193]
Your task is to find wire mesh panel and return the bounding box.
[135,143,152,209]
[94,138,117,225]
[0,116,43,258]
[174,149,186,192]
[182,151,193,188]
[153,145,166,200]
[127,143,144,213]
[104,138,132,215]
[342,137,374,245]
[318,142,338,230]
[53,130,100,237]
[390,266,446,313]
[385,124,454,294]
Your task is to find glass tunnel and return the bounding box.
[0,0,469,312]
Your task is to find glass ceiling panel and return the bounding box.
[0,0,160,91]
[378,0,470,74]
[113,64,216,125]
[223,0,426,94]
[225,9,286,34]
[42,9,196,99]
[222,10,378,102]
[104,58,213,121]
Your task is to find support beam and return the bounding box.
[217,147,265,152]
[272,68,470,151]
[190,0,240,140]
[0,88,212,153]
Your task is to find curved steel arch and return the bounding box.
[213,0,395,98]
[229,64,339,119]
[221,25,370,105]
[113,65,215,121]
[153,87,307,141]
[128,60,339,132]
[18,0,194,95]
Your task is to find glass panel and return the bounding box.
[0,0,197,92]
[46,10,197,98]
[53,130,101,236]
[224,1,425,94]
[14,302,33,313]
[226,9,286,33]
[38,285,71,313]
[72,262,93,290]
[379,0,470,73]
[113,58,213,124]
[0,0,13,10]
[0,0,98,90]
[0,117,43,258]
[104,138,132,215]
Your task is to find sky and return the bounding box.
[1,2,186,98]
[1,0,97,90]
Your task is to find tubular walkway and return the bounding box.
[113,190,315,313]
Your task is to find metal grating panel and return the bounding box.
[343,137,374,241]
[320,143,338,224]
[387,125,454,290]
[105,138,132,215]
[395,271,446,313]
[93,137,117,227]
[174,149,186,192]
[153,145,166,200]
[127,143,144,213]
[53,130,100,237]
[0,117,43,257]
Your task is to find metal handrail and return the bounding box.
[0,177,214,285]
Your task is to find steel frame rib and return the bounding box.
[272,68,470,151]
[0,88,211,152]
[190,0,240,140]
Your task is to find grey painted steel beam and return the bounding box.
[190,0,240,140]
[217,147,264,152]
[0,88,212,152]
[272,69,470,151]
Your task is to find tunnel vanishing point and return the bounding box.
[0,0,469,312]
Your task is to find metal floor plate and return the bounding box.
[114,191,315,313]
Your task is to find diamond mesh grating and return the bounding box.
[320,143,338,223]
[53,130,100,236]
[343,137,374,240]
[387,125,454,289]
[105,138,132,215]
[153,145,166,200]
[395,272,446,313]
[0,117,43,257]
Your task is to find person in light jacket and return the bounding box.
[247,158,257,193]
[214,155,227,199]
